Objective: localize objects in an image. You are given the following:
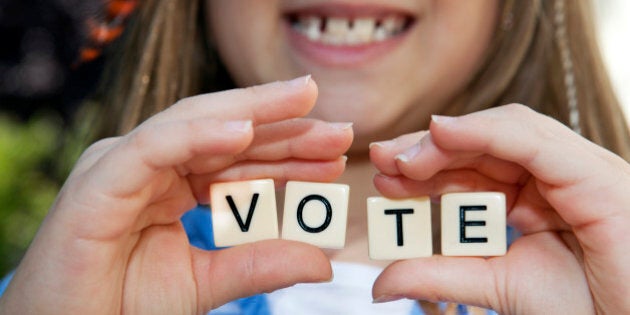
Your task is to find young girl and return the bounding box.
[1,0,629,314]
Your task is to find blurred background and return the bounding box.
[0,0,629,277]
[0,0,110,275]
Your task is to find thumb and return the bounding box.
[373,232,596,314]
[372,256,503,310]
[192,239,332,312]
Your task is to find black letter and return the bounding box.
[226,193,259,232]
[459,205,488,243]
[384,209,414,246]
[297,194,332,233]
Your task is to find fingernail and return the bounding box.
[286,74,312,88]
[373,295,405,304]
[330,122,353,130]
[369,140,395,149]
[319,273,334,283]
[224,120,252,133]
[431,115,456,124]
[395,142,421,163]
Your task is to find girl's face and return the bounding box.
[206,0,499,150]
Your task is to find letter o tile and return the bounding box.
[282,181,349,249]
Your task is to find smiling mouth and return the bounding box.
[286,13,415,46]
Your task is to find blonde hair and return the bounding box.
[455,0,630,159]
[97,0,630,160]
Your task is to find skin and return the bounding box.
[370,106,630,313]
[0,79,352,314]
[1,0,629,314]
[206,0,501,272]
[207,0,499,149]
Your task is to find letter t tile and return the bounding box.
[367,197,432,260]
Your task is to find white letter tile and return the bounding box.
[367,197,432,260]
[281,181,349,249]
[441,192,507,256]
[210,179,278,247]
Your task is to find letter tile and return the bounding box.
[367,197,432,260]
[210,179,278,247]
[441,192,507,256]
[281,181,349,249]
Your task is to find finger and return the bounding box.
[207,157,347,184]
[189,157,347,204]
[373,255,502,309]
[373,171,571,235]
[372,233,593,314]
[396,149,527,185]
[242,119,353,161]
[60,119,255,239]
[508,179,571,234]
[178,119,353,175]
[369,131,427,176]
[371,132,527,185]
[423,105,630,312]
[67,137,120,175]
[426,104,630,227]
[150,75,318,126]
[373,171,520,207]
[192,239,332,312]
[94,119,253,196]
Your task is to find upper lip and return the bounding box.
[281,1,418,19]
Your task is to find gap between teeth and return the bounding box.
[292,16,406,45]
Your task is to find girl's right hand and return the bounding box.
[0,76,353,315]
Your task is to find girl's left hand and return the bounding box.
[369,104,630,314]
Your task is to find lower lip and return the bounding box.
[284,22,411,68]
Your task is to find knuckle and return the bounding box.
[244,244,264,292]
[183,118,205,135]
[84,137,117,154]
[170,96,194,110]
[242,84,264,97]
[162,96,198,118]
[503,103,534,117]
[503,103,552,135]
[76,137,119,164]
[129,126,156,153]
[240,83,269,100]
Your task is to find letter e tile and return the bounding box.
[282,181,349,249]
[441,192,507,256]
[210,179,278,247]
[367,197,432,260]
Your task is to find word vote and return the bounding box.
[210,180,506,259]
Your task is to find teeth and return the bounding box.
[292,15,407,46]
[304,16,322,40]
[382,16,405,34]
[347,18,376,44]
[323,17,350,45]
[373,25,387,42]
